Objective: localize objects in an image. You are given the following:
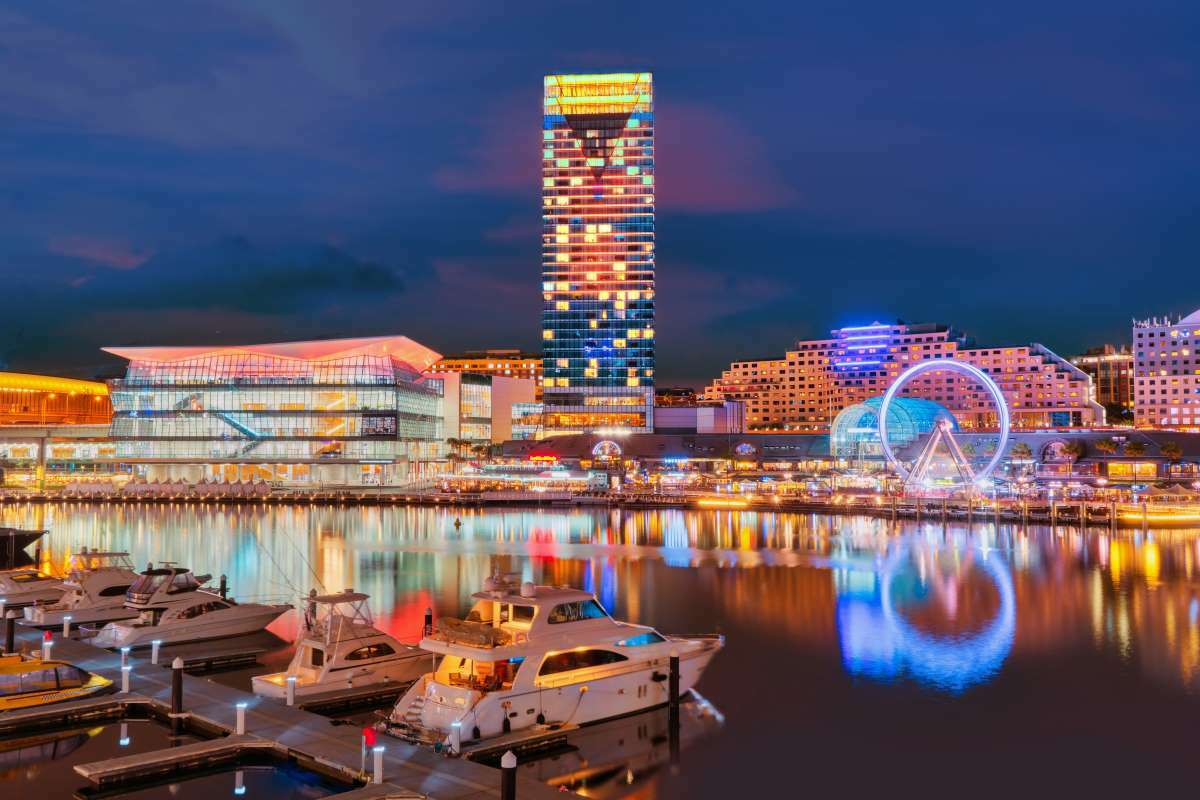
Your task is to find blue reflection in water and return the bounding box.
[837,543,1016,693]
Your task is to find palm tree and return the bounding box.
[1094,438,1118,455]
[1123,441,1147,457]
[1010,442,1033,460]
[1060,440,1086,463]
[1160,440,1183,462]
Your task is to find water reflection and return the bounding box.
[3,504,1200,796]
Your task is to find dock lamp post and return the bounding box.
[236,701,247,735]
[42,630,53,660]
[120,646,131,669]
[372,745,385,785]
[62,615,73,638]
[120,664,131,693]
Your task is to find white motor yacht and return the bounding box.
[24,549,140,627]
[384,575,723,745]
[0,568,65,609]
[253,589,430,700]
[92,565,290,649]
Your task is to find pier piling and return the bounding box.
[3,610,15,653]
[170,656,184,735]
[501,750,517,799]
[219,574,228,600]
[668,650,681,765]
[423,607,433,637]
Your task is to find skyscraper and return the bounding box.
[541,73,655,434]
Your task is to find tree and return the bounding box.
[1010,442,1033,460]
[960,442,976,457]
[1160,440,1183,462]
[1094,438,1118,454]
[1123,441,1147,457]
[1060,440,1086,464]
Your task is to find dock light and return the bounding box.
[121,664,131,693]
[119,721,130,747]
[42,629,53,660]
[120,646,131,668]
[63,615,73,637]
[285,675,297,706]
[449,720,462,755]
[151,639,162,665]
[372,746,385,784]
[235,701,247,735]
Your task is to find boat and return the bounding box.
[92,565,290,649]
[252,589,430,700]
[0,528,45,569]
[0,568,65,609]
[383,574,723,745]
[0,654,113,711]
[23,549,141,627]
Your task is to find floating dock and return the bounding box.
[5,629,565,799]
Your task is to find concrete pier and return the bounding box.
[9,628,562,800]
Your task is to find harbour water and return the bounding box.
[2,503,1199,798]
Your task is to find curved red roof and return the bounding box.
[102,335,443,372]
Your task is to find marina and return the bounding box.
[2,502,1200,797]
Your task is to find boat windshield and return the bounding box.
[0,666,89,696]
[128,573,167,596]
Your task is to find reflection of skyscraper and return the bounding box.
[541,73,655,434]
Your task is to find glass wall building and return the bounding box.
[541,73,655,435]
[103,336,447,486]
[830,396,957,458]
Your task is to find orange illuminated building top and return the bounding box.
[0,372,112,425]
[432,349,543,398]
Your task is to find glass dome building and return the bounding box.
[831,396,957,458]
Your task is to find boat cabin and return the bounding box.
[126,565,210,606]
[0,654,112,711]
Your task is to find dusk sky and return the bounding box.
[2,2,1198,385]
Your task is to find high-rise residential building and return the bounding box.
[432,349,542,397]
[1134,309,1200,429]
[1071,345,1133,415]
[541,73,655,435]
[702,321,1104,431]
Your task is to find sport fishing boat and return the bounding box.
[0,569,65,609]
[23,549,140,627]
[92,565,290,649]
[384,575,723,745]
[0,654,113,711]
[252,589,429,700]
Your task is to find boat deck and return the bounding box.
[5,628,563,800]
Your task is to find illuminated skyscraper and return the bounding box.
[541,73,655,434]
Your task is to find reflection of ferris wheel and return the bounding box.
[878,361,1010,489]
[878,543,1016,692]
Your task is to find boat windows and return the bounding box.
[55,666,87,689]
[308,647,325,668]
[99,585,132,597]
[538,649,628,676]
[175,601,230,620]
[616,631,666,647]
[345,643,396,661]
[547,600,608,624]
[8,572,48,583]
[20,669,59,692]
[128,573,167,596]
[167,573,199,594]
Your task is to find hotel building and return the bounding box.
[1134,309,1200,429]
[1071,345,1134,414]
[541,72,655,435]
[702,321,1103,432]
[103,336,447,486]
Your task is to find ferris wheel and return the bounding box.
[876,360,1011,490]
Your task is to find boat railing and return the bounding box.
[428,617,512,649]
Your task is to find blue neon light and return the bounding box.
[838,324,891,332]
[836,360,882,368]
[841,334,892,341]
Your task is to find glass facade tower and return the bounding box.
[541,73,655,434]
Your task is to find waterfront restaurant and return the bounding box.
[103,336,448,486]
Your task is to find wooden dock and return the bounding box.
[8,628,565,799]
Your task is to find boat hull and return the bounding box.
[407,642,720,741]
[92,604,290,649]
[252,652,430,699]
[23,602,138,627]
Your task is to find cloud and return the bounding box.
[79,237,403,314]
[47,235,153,270]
